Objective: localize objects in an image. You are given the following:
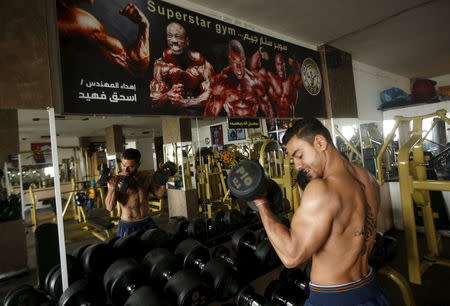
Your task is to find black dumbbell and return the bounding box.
[176,218,208,241]
[212,209,245,232]
[81,239,118,282]
[279,266,310,296]
[3,284,51,306]
[227,160,284,213]
[58,279,105,306]
[45,255,84,302]
[142,248,209,306]
[103,257,167,306]
[153,161,178,185]
[231,228,280,267]
[176,239,242,301]
[71,244,91,262]
[235,285,268,306]
[264,279,307,306]
[97,163,112,186]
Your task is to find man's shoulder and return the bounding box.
[303,179,334,200]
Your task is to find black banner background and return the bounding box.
[56,0,325,118]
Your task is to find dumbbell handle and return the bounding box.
[217,254,235,266]
[193,258,206,271]
[161,271,175,282]
[273,295,295,306]
[240,293,265,306]
[241,240,257,252]
[291,279,308,291]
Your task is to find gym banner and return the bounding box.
[54,0,325,118]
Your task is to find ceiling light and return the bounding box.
[55,115,65,119]
[142,131,150,134]
[32,118,40,121]
[82,118,89,121]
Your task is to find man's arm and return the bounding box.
[289,59,303,89]
[141,170,167,199]
[74,4,150,77]
[178,61,215,108]
[203,84,225,116]
[105,176,119,211]
[149,60,184,108]
[255,179,336,268]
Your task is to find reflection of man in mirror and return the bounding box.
[266,54,303,117]
[57,0,150,77]
[149,22,215,115]
[204,40,274,117]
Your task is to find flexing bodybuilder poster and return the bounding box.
[55,0,325,118]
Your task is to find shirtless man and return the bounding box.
[203,40,274,117]
[254,118,388,306]
[57,0,150,77]
[149,22,215,114]
[105,148,166,237]
[266,54,303,117]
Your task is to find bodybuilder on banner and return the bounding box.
[149,22,215,115]
[250,51,303,117]
[203,40,274,117]
[57,0,150,77]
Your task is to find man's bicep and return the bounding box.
[290,187,334,257]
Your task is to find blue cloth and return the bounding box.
[304,268,389,306]
[117,216,156,237]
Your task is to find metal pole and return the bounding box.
[18,154,25,220]
[47,107,69,291]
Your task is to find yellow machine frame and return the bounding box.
[376,109,450,285]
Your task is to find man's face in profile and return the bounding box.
[166,23,188,55]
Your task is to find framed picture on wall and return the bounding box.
[210,125,224,146]
[227,128,246,141]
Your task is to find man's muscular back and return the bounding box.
[300,162,378,285]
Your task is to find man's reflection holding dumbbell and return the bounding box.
[105,148,176,237]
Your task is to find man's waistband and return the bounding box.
[309,267,374,293]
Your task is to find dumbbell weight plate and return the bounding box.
[246,179,283,213]
[227,160,268,201]
[223,209,244,229]
[125,285,168,306]
[162,161,178,176]
[3,285,45,306]
[82,243,115,278]
[103,258,146,304]
[45,265,60,294]
[58,279,105,306]
[200,258,240,301]
[279,267,309,293]
[212,210,225,232]
[254,240,279,266]
[212,245,230,260]
[176,220,190,239]
[113,232,142,259]
[264,279,308,306]
[71,244,91,262]
[142,248,180,289]
[231,229,256,255]
[141,228,171,251]
[164,270,209,306]
[175,239,210,272]
[187,219,207,241]
[118,176,132,193]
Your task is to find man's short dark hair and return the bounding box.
[282,118,333,146]
[122,148,141,163]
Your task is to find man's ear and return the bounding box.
[314,134,328,151]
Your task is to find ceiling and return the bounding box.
[17,109,223,145]
[184,0,450,78]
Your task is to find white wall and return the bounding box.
[353,61,410,122]
[432,74,450,88]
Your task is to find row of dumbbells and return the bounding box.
[3,226,299,306]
